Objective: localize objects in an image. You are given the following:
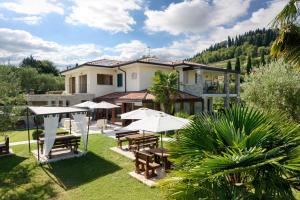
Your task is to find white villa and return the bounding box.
[27,57,240,124]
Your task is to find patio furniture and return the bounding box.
[115,130,139,149]
[38,135,81,158]
[149,148,171,170]
[129,135,159,151]
[135,151,160,179]
[96,119,107,129]
[125,133,155,150]
[39,131,69,138]
[0,136,9,155]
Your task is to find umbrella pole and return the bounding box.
[161,132,164,169]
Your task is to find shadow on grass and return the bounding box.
[44,152,121,190]
[0,156,56,200]
[0,155,26,173]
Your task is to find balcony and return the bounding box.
[203,81,237,94]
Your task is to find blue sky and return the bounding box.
[0,0,287,69]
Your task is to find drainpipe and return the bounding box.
[118,67,127,92]
[173,66,180,91]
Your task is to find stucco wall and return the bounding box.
[138,64,173,90]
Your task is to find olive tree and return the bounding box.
[242,60,300,122]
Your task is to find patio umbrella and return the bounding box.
[91,101,119,121]
[121,107,162,120]
[73,101,98,109]
[125,112,190,167]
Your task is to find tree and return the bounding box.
[227,36,232,47]
[235,57,241,73]
[20,55,59,75]
[260,50,266,66]
[242,60,300,122]
[226,60,232,70]
[161,105,300,199]
[17,67,64,94]
[246,55,252,74]
[149,71,179,114]
[271,0,300,67]
[0,65,25,133]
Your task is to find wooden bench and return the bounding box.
[39,131,69,138]
[0,136,9,155]
[38,135,81,158]
[115,130,139,149]
[135,151,160,179]
[129,135,159,151]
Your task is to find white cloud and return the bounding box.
[0,28,102,67]
[106,40,148,59]
[144,0,288,60]
[13,16,42,25]
[0,0,64,15]
[210,0,288,41]
[144,0,252,35]
[65,0,142,33]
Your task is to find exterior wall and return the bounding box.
[138,64,173,90]
[26,93,94,107]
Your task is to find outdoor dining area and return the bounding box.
[112,107,190,185]
[24,101,190,186]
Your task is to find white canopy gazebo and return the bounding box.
[26,106,90,162]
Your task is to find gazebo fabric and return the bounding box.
[72,113,88,150]
[43,114,59,156]
[73,101,98,109]
[28,106,88,116]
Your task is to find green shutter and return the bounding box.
[117,73,123,87]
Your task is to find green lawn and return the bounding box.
[0,128,66,143]
[0,134,163,200]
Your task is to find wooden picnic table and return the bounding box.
[125,133,158,150]
[38,135,81,158]
[148,148,171,170]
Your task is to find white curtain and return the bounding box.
[72,113,88,150]
[43,114,59,156]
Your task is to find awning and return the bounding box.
[28,106,88,116]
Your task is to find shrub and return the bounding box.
[161,105,300,199]
[32,129,43,140]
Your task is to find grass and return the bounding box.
[0,128,66,143]
[0,134,162,200]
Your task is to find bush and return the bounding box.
[161,106,300,199]
[32,129,43,140]
[242,60,300,122]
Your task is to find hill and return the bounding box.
[189,28,277,69]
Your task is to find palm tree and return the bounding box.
[161,106,300,199]
[149,70,179,114]
[271,0,300,67]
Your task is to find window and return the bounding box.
[117,73,123,87]
[195,73,198,84]
[183,71,188,84]
[79,75,87,93]
[131,72,137,79]
[97,74,113,85]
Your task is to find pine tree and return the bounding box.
[235,57,241,73]
[260,51,266,66]
[227,60,232,70]
[246,56,252,74]
[227,36,232,47]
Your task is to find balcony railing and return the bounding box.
[203,81,237,94]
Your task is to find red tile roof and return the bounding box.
[93,90,201,103]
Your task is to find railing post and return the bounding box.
[224,72,230,108]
